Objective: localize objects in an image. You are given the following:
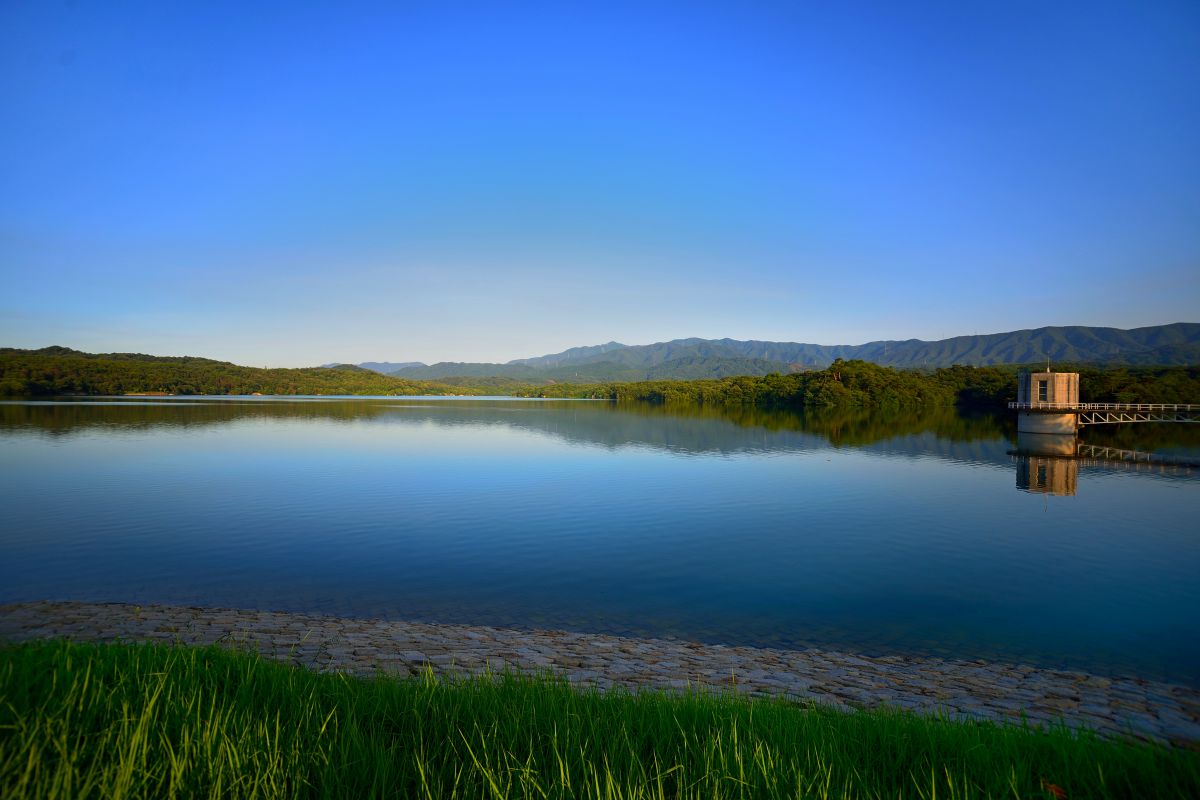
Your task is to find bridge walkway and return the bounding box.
[1008,402,1200,426]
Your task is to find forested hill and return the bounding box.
[388,355,792,383]
[383,323,1200,381]
[625,324,1200,370]
[0,347,481,397]
[5,347,1197,407]
[516,361,1200,410]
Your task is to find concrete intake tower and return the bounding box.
[1015,371,1080,434]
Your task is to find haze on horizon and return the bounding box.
[2,1,1198,368]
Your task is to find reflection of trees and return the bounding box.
[610,401,1013,442]
[1078,420,1200,455]
[0,399,1011,459]
[786,406,1014,447]
[0,400,393,434]
[3,397,1191,463]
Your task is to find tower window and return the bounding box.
[1038,380,1048,402]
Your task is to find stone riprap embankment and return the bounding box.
[2,601,1196,747]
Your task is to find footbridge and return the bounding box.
[1008,401,1200,428]
[1011,371,1199,433]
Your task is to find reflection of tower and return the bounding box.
[1013,431,1078,496]
[1015,455,1078,496]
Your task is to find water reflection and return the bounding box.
[1011,432,1197,496]
[7,396,1199,478]
[3,397,1198,683]
[1012,434,1078,496]
[1015,456,1078,496]
[1,397,1013,456]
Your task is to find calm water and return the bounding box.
[2,398,1198,684]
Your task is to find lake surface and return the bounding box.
[2,397,1198,684]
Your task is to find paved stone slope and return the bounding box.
[2,601,1196,746]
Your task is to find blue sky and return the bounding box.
[2,1,1198,366]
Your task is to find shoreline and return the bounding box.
[2,599,1197,746]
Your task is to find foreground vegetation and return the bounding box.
[2,641,1196,799]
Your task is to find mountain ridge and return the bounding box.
[375,323,1200,381]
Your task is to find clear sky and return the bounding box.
[2,1,1198,366]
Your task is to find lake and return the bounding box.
[1,397,1198,684]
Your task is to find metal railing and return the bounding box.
[1008,402,1200,411]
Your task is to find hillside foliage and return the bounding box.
[3,348,1197,408]
[0,348,479,397]
[518,360,1200,409]
[384,323,1200,382]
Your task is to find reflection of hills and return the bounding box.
[367,402,831,456]
[0,399,393,433]
[856,431,1016,467]
[1,398,1014,462]
[4,399,1194,471]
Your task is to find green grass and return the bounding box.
[1,640,1196,799]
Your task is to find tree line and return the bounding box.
[0,349,480,397]
[516,360,1200,409]
[3,348,1197,407]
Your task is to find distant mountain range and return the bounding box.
[339,323,1200,383]
[320,361,424,373]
